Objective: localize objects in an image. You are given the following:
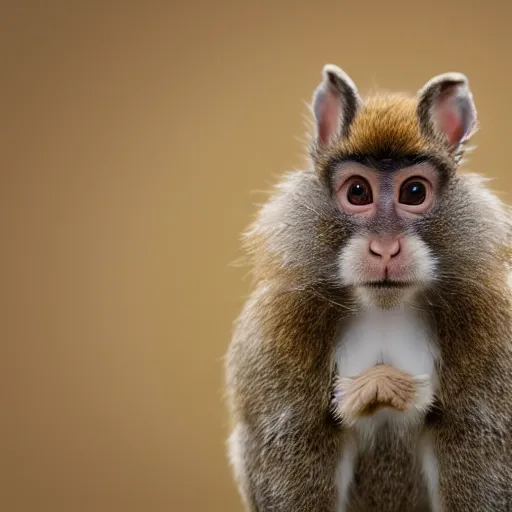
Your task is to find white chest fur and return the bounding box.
[335,306,437,380]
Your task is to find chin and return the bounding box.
[354,283,420,310]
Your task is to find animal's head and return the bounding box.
[246,65,510,310]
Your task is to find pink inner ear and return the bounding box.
[317,89,342,145]
[438,108,465,145]
[435,95,465,146]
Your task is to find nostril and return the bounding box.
[369,240,384,257]
[369,246,381,257]
[389,239,401,258]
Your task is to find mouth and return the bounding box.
[360,280,413,289]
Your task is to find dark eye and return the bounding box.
[347,178,373,206]
[399,179,427,205]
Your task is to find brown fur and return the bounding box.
[225,67,512,511]
[321,95,430,163]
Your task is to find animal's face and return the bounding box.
[332,158,439,307]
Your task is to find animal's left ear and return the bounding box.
[417,73,477,152]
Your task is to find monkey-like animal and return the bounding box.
[225,64,512,511]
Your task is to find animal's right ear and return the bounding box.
[312,65,361,149]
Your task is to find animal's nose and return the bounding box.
[369,237,401,264]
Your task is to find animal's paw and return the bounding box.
[331,365,431,425]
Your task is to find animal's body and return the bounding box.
[225,65,512,511]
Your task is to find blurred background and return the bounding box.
[1,1,511,511]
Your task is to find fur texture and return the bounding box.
[225,66,512,511]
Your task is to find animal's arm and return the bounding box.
[430,400,512,511]
[225,285,343,511]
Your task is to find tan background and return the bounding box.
[1,1,511,511]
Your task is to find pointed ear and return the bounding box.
[417,73,477,151]
[312,64,361,148]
